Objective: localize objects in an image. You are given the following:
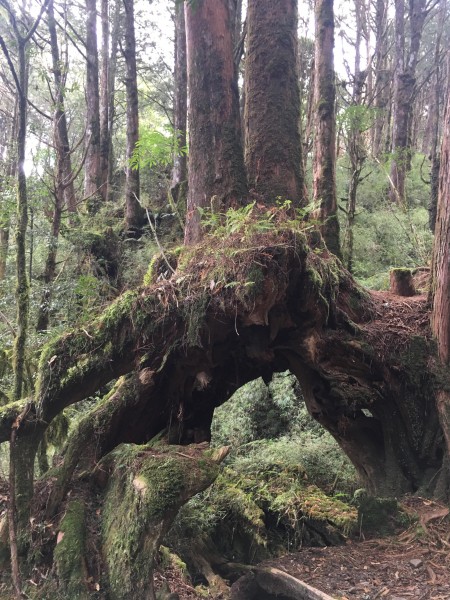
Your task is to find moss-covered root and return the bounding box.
[53,500,90,599]
[46,369,155,518]
[101,443,228,600]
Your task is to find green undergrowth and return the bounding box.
[166,372,359,568]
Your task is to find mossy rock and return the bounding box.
[101,443,223,600]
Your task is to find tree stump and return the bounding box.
[389,268,415,296]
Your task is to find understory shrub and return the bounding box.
[166,372,359,567]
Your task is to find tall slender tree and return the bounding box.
[100,0,110,198]
[389,0,428,204]
[85,0,104,208]
[313,0,341,257]
[37,0,79,332]
[244,0,304,204]
[170,0,187,205]
[371,0,389,157]
[123,0,142,231]
[0,95,17,281]
[184,0,247,244]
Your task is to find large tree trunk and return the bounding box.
[2,226,447,494]
[244,0,304,205]
[313,0,341,257]
[184,0,247,244]
[1,218,449,594]
[431,64,450,454]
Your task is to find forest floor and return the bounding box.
[156,497,450,600]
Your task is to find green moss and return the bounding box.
[390,267,413,279]
[143,248,183,287]
[53,500,88,599]
[102,443,220,600]
[354,491,399,535]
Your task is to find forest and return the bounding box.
[1,0,450,598]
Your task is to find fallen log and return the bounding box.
[231,565,335,600]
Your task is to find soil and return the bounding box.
[155,497,450,600]
[263,496,450,600]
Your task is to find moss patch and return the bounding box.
[53,500,89,599]
[101,443,220,600]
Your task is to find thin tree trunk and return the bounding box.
[389,0,427,204]
[184,0,247,245]
[100,0,110,199]
[371,0,389,157]
[107,0,120,201]
[36,0,77,331]
[85,0,104,209]
[428,0,446,232]
[170,0,187,204]
[313,0,341,257]
[13,40,29,402]
[47,0,76,204]
[9,426,22,598]
[244,0,304,205]
[123,0,142,232]
[0,100,17,281]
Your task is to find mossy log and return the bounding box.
[1,223,450,594]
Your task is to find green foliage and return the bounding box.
[130,127,187,171]
[338,105,378,134]
[337,155,433,288]
[167,373,358,565]
[198,199,317,239]
[350,206,432,288]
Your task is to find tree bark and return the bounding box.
[0,98,17,281]
[244,0,304,205]
[313,0,341,257]
[85,0,104,210]
[100,0,110,200]
[170,0,187,204]
[431,63,450,364]
[371,0,389,158]
[107,0,121,201]
[46,0,77,216]
[431,55,450,457]
[36,0,78,332]
[184,0,247,245]
[11,33,30,402]
[389,0,427,204]
[123,0,143,232]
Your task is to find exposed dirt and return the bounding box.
[155,497,450,600]
[264,497,450,600]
